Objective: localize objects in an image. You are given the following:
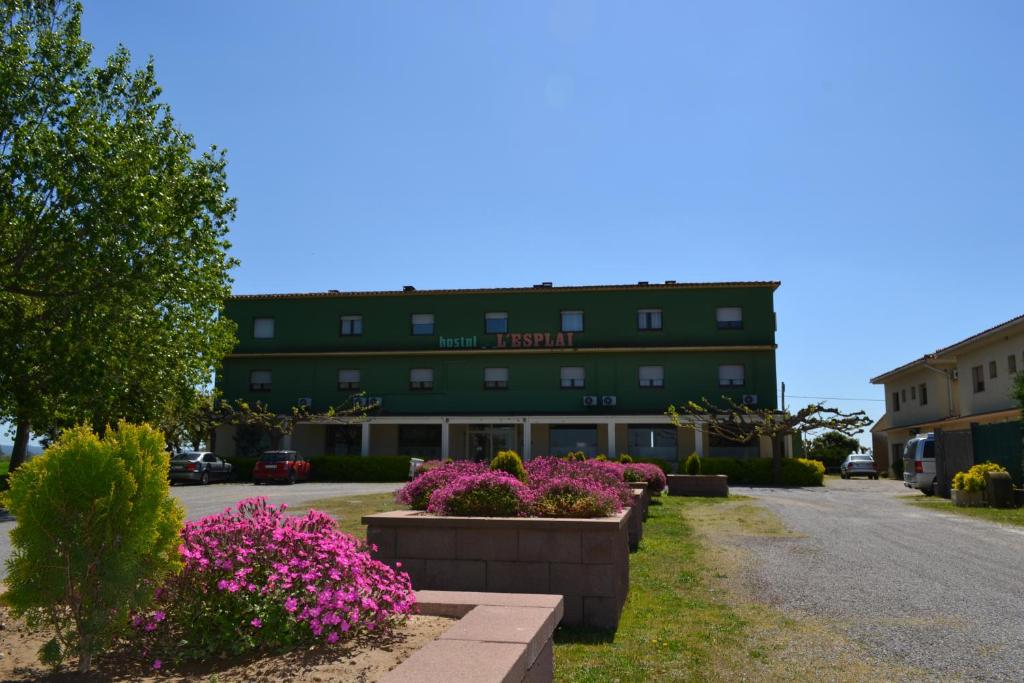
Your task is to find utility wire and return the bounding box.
[780,394,886,402]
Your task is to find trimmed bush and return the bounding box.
[396,461,488,510]
[530,478,620,518]
[952,461,1007,492]
[426,472,531,516]
[489,450,527,482]
[1,423,184,673]
[684,452,702,475]
[624,463,668,493]
[699,457,825,487]
[617,453,634,463]
[632,457,673,474]
[563,450,586,462]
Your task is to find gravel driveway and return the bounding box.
[731,478,1024,682]
[0,481,399,580]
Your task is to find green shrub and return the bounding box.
[1,423,184,673]
[222,455,412,482]
[617,453,634,463]
[595,453,608,461]
[632,458,673,474]
[684,452,702,475]
[563,451,586,462]
[699,457,825,487]
[490,450,527,481]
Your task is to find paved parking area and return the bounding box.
[0,481,400,579]
[732,478,1024,682]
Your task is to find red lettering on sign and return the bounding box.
[523,334,533,348]
[555,333,565,347]
[496,333,506,348]
[566,332,574,346]
[544,333,552,347]
[511,333,522,348]
[533,333,544,347]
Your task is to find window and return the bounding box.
[411,313,434,335]
[253,317,275,339]
[560,366,585,388]
[549,425,598,458]
[561,310,584,332]
[410,368,434,390]
[637,309,662,331]
[910,385,916,400]
[718,364,745,387]
[972,365,985,393]
[716,307,743,330]
[638,365,664,388]
[337,369,360,390]
[326,425,362,456]
[627,425,677,459]
[398,425,441,459]
[919,383,928,406]
[892,391,900,411]
[989,360,998,379]
[340,315,363,336]
[484,367,509,389]
[1010,355,1019,375]
[485,312,508,334]
[249,370,272,392]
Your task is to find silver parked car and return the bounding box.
[169,451,233,485]
[840,454,878,479]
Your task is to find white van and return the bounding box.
[902,433,936,495]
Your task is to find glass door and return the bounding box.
[465,425,518,462]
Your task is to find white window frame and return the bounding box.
[638,365,664,388]
[249,369,272,391]
[484,367,509,389]
[561,310,584,333]
[560,366,585,389]
[410,368,434,390]
[485,312,508,334]
[637,309,663,331]
[340,315,363,336]
[718,364,745,387]
[337,369,361,390]
[253,317,275,339]
[411,313,435,336]
[716,307,743,330]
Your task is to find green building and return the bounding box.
[213,280,781,462]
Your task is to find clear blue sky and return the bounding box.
[71,0,1023,449]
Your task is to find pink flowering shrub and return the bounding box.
[396,460,488,510]
[427,471,532,517]
[131,498,415,660]
[530,477,621,518]
[624,463,668,493]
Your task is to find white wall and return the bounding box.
[883,366,954,428]
[956,333,1024,416]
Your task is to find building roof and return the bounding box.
[870,313,1024,384]
[228,280,782,301]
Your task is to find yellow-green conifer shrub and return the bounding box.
[490,449,527,481]
[684,452,702,475]
[1,423,185,674]
[617,453,634,463]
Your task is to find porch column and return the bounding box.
[523,420,532,461]
[360,421,371,457]
[606,421,616,458]
[441,420,450,462]
[694,422,706,457]
[784,434,794,458]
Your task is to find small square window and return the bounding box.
[485,312,508,334]
[484,367,509,389]
[716,307,743,330]
[561,310,584,333]
[718,364,745,387]
[253,317,275,339]
[410,368,434,390]
[560,366,585,388]
[411,313,435,335]
[638,365,664,388]
[989,360,998,379]
[249,370,272,392]
[340,315,363,336]
[337,369,360,390]
[637,309,663,331]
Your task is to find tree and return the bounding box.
[1014,371,1024,413]
[667,398,872,484]
[0,1,237,470]
[217,398,374,457]
[806,430,863,469]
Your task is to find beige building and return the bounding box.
[870,314,1024,474]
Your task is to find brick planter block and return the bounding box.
[364,510,630,630]
[667,474,729,497]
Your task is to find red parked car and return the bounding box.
[252,450,311,485]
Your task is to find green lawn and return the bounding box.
[299,492,904,682]
[907,495,1024,527]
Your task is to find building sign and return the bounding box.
[438,332,575,350]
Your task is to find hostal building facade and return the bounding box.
[213,281,781,462]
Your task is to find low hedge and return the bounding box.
[222,455,412,483]
[699,457,825,487]
[631,458,674,474]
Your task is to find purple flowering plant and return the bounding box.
[623,463,668,493]
[396,460,488,510]
[131,498,415,660]
[426,471,533,517]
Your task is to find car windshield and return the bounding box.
[172,453,201,461]
[261,452,294,462]
[851,456,873,461]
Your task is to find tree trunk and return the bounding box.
[78,648,92,674]
[771,438,783,485]
[8,417,32,473]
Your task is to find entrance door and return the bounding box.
[466,425,518,462]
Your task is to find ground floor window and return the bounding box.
[549,425,598,457]
[399,425,442,459]
[627,425,677,459]
[465,425,517,462]
[326,425,362,456]
[708,432,758,459]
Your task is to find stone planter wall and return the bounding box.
[364,509,631,630]
[667,474,729,497]
[951,489,986,507]
[627,488,644,551]
[381,591,563,683]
